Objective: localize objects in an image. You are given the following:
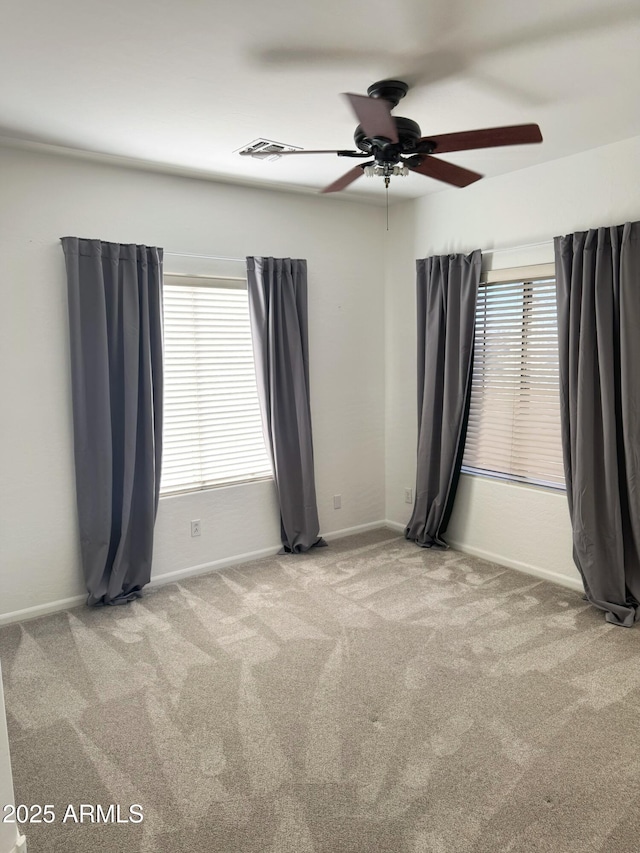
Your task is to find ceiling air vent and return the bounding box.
[236,138,302,161]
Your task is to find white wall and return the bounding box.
[0,144,386,620]
[3,134,640,620]
[385,134,640,588]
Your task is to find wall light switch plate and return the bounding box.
[333,495,342,510]
[404,488,413,504]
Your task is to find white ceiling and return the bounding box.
[1,0,639,204]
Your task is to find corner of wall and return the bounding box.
[383,198,419,525]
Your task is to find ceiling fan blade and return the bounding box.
[255,4,640,107]
[409,156,483,188]
[273,149,353,155]
[320,164,368,194]
[257,46,384,65]
[254,45,467,92]
[343,94,398,143]
[240,148,356,159]
[422,124,543,154]
[476,4,640,58]
[467,72,548,107]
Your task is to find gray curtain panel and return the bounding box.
[406,251,481,548]
[246,256,325,553]
[555,221,640,626]
[61,237,163,606]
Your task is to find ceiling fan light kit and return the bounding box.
[363,164,409,177]
[240,79,543,194]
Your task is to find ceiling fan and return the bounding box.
[240,79,542,194]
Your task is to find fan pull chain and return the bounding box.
[385,176,390,231]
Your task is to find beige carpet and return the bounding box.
[1,528,639,853]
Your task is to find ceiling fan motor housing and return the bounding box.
[354,116,423,162]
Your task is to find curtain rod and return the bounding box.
[164,251,245,262]
[484,239,554,255]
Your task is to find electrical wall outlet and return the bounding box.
[333,494,342,510]
[404,488,413,504]
[191,519,201,537]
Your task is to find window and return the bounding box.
[462,265,565,489]
[161,275,272,495]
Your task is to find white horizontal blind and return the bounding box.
[161,276,272,494]
[462,275,565,488]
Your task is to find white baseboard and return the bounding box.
[381,523,582,593]
[0,594,86,627]
[323,520,390,541]
[384,520,406,534]
[447,539,584,593]
[149,544,282,587]
[0,524,581,626]
[151,521,395,587]
[9,834,26,853]
[0,522,397,626]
